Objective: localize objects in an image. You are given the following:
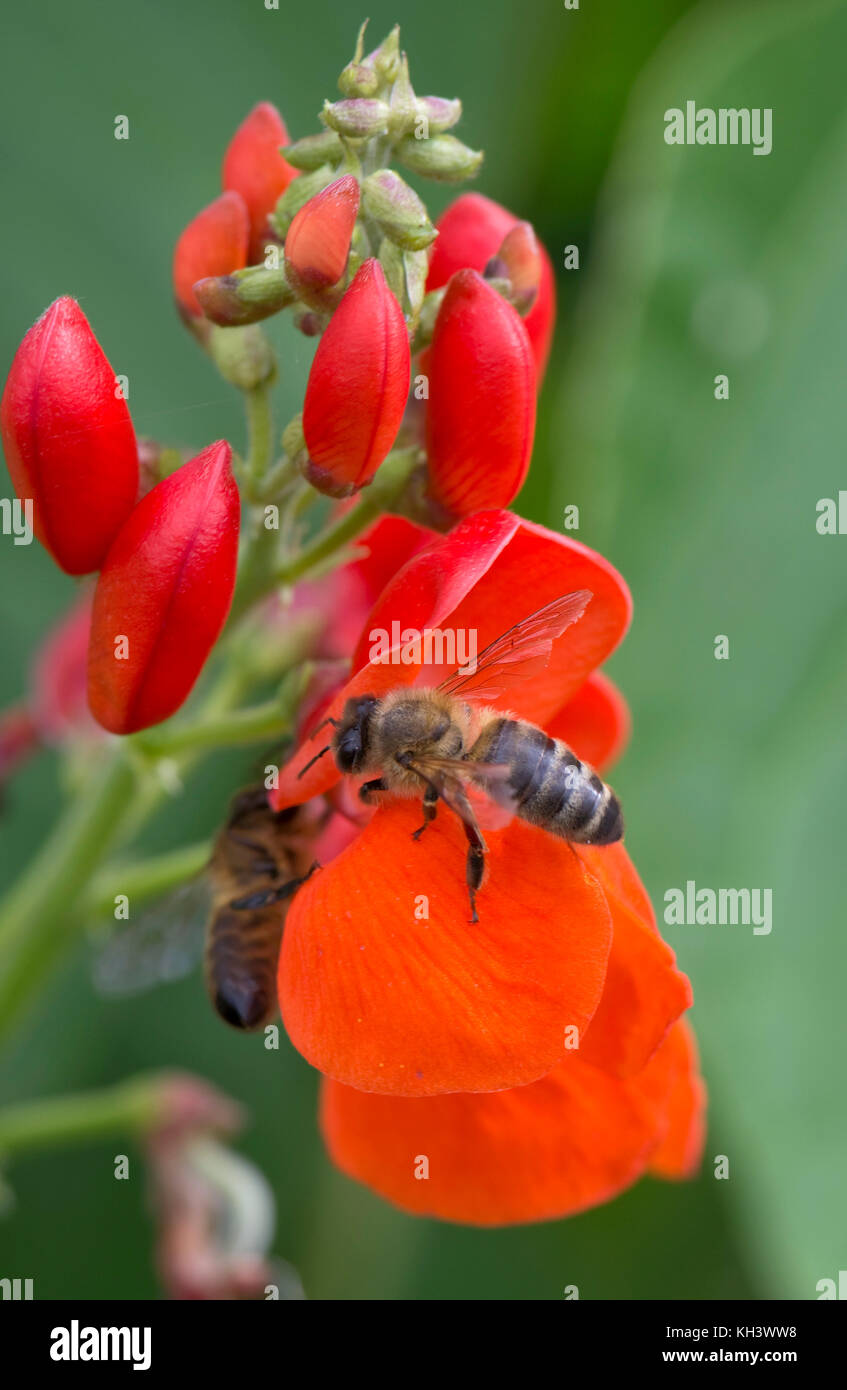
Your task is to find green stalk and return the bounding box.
[244,382,274,493]
[131,685,304,759]
[0,752,137,1038]
[276,446,420,585]
[0,1077,164,1160]
[85,841,212,921]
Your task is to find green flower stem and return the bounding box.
[85,841,213,922]
[225,513,285,629]
[0,1076,164,1160]
[0,752,138,1040]
[244,382,274,493]
[130,673,309,760]
[275,446,420,586]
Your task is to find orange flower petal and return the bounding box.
[173,192,249,320]
[647,1020,707,1180]
[279,799,612,1096]
[221,101,298,263]
[577,844,693,1077]
[320,1020,703,1225]
[548,670,631,773]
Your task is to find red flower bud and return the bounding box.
[424,269,536,517]
[87,441,240,734]
[173,192,249,321]
[426,192,556,382]
[284,175,360,294]
[0,297,139,574]
[222,102,298,264]
[302,259,410,497]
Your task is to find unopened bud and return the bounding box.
[378,239,428,330]
[283,130,344,171]
[387,54,417,138]
[271,164,334,236]
[361,170,436,252]
[396,133,483,183]
[414,287,447,348]
[414,96,462,135]
[322,98,390,139]
[194,265,295,326]
[281,413,306,462]
[365,25,401,84]
[208,324,276,391]
[338,62,380,98]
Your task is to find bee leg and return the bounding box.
[359,777,387,804]
[435,780,487,922]
[464,831,486,924]
[412,785,439,841]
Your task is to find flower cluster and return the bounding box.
[0,299,240,735]
[0,22,704,1235]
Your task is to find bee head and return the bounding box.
[334,695,379,773]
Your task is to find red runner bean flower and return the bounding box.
[302,259,410,496]
[0,297,138,574]
[222,102,299,264]
[427,192,557,383]
[173,192,250,321]
[87,441,240,734]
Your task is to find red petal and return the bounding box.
[548,670,631,772]
[284,175,359,291]
[221,102,298,263]
[87,441,239,734]
[320,1019,703,1225]
[303,260,410,495]
[173,192,249,319]
[427,192,556,383]
[0,297,139,574]
[425,269,536,516]
[577,844,693,1076]
[279,798,612,1096]
[320,513,436,659]
[647,1020,707,1179]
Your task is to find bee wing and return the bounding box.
[400,752,518,830]
[435,590,593,703]
[91,878,209,998]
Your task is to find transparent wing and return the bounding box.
[91,879,209,998]
[401,751,518,830]
[436,590,593,703]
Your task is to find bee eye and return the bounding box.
[336,727,363,772]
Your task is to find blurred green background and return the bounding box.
[1,0,845,1299]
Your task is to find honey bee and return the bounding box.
[93,786,322,1031]
[299,591,623,921]
[205,786,322,1029]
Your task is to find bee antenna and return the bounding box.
[297,744,332,778]
[306,714,340,741]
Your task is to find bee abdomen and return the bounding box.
[479,717,623,846]
[205,907,282,1031]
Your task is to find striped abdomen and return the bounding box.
[205,791,316,1031]
[472,717,623,845]
[204,901,283,1031]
